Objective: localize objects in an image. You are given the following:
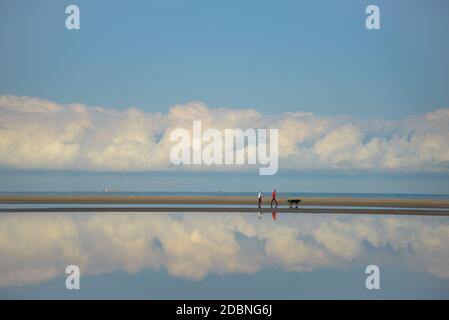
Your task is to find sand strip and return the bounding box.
[1,195,449,208]
[0,207,448,216]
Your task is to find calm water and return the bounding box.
[0,211,449,299]
[1,191,449,199]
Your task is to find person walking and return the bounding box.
[258,190,264,208]
[271,189,278,208]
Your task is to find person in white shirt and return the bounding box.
[258,190,264,208]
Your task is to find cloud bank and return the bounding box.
[1,95,449,172]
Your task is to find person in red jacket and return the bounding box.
[271,189,278,208]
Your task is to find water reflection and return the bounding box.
[0,211,448,291]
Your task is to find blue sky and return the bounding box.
[1,0,449,193]
[1,0,449,118]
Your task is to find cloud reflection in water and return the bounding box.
[0,212,448,288]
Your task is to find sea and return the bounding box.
[1,191,449,199]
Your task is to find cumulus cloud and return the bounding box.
[1,94,449,172]
[0,212,449,288]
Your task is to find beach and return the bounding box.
[1,195,449,216]
[1,195,449,207]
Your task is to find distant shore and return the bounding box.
[1,195,449,208]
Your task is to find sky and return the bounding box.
[1,0,449,193]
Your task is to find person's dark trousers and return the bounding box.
[271,198,278,207]
[258,198,262,208]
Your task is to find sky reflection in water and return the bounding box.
[0,211,448,299]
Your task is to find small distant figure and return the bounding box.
[272,211,277,221]
[271,189,278,208]
[257,190,264,208]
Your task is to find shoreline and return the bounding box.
[1,195,449,209]
[0,207,448,216]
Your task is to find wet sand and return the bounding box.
[1,195,449,211]
[1,206,448,216]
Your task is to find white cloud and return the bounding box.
[1,94,449,172]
